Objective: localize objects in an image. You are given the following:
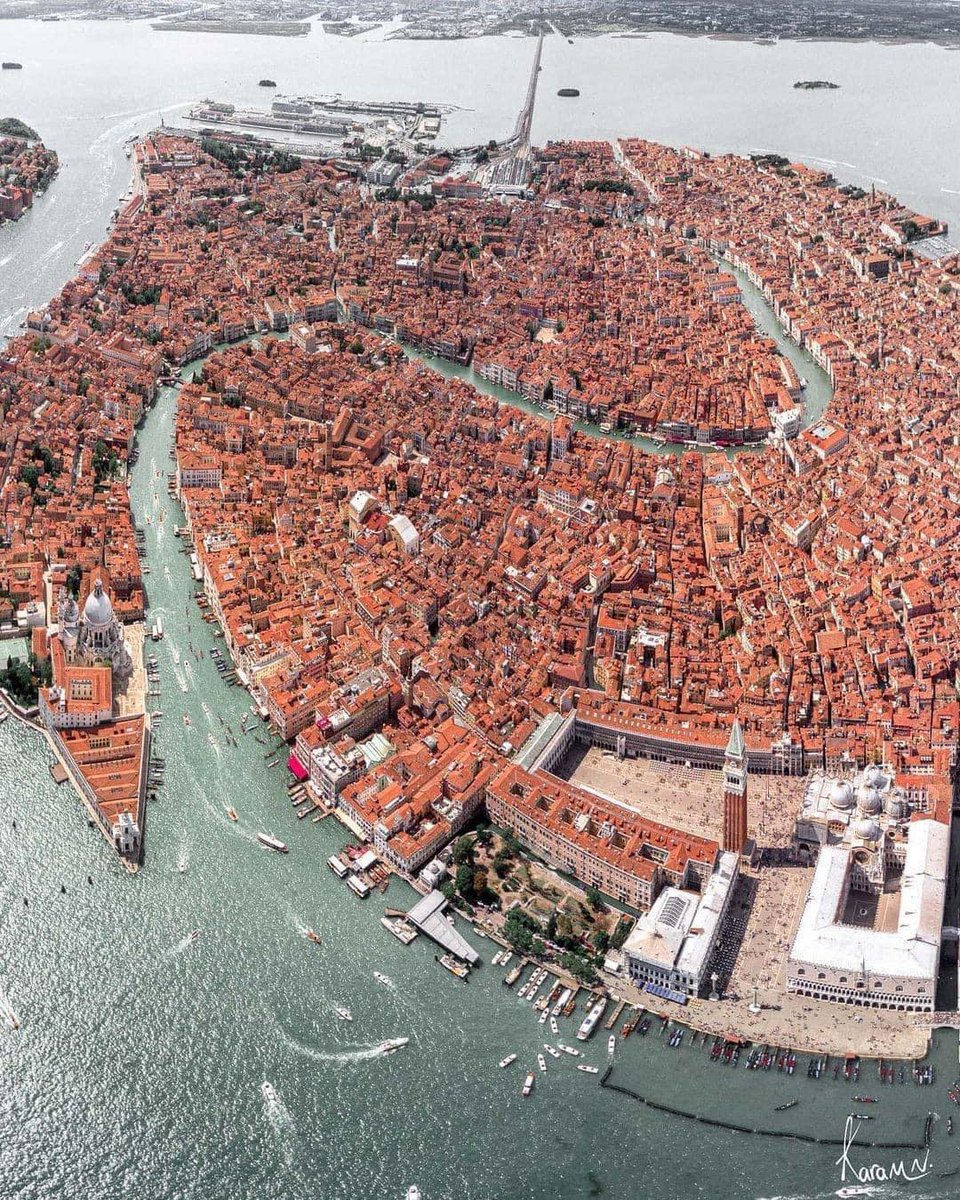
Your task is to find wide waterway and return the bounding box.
[2,22,960,1199]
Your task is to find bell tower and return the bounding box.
[722,717,748,853]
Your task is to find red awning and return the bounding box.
[287,753,308,782]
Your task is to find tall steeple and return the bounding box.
[722,717,748,853]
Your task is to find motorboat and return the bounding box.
[436,953,469,980]
[406,1189,421,1200]
[550,1017,559,1036]
[373,971,393,987]
[544,1044,560,1059]
[608,1035,616,1055]
[305,928,321,946]
[379,1037,409,1056]
[577,1064,599,1074]
[522,1072,534,1097]
[558,1042,580,1057]
[226,807,238,822]
[498,1054,517,1068]
[537,1053,547,1073]
[774,1099,798,1112]
[334,1006,353,1022]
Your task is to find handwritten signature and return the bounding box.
[836,1114,932,1185]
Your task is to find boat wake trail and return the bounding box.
[163,934,198,960]
[261,1081,299,1168]
[277,1026,393,1065]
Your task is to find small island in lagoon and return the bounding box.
[557,87,580,98]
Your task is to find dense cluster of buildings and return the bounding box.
[0,135,58,223]
[2,129,958,1001]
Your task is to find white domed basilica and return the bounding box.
[58,577,132,682]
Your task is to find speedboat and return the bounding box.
[544,1044,560,1059]
[334,1006,353,1022]
[380,1037,409,1056]
[577,1064,599,1074]
[305,928,321,946]
[537,1053,547,1073]
[558,1042,580,1057]
[550,1017,559,1035]
[226,807,238,822]
[406,1189,421,1200]
[608,1035,616,1055]
[373,971,393,987]
[498,1053,517,1068]
[522,1072,534,1096]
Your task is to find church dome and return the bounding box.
[83,579,114,628]
[829,780,854,809]
[864,764,886,789]
[854,818,881,842]
[858,785,882,815]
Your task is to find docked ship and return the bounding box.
[576,998,608,1041]
[436,953,469,980]
[256,832,288,853]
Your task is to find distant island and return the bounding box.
[0,122,58,227]
[557,87,580,97]
[794,80,840,90]
[258,79,277,87]
[2,62,23,71]
[0,117,40,140]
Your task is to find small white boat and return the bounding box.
[334,1006,353,1022]
[492,950,503,966]
[379,1037,409,1056]
[577,1064,599,1075]
[558,1042,580,1057]
[373,971,393,987]
[522,1072,534,1097]
[537,1053,547,1073]
[406,1189,421,1200]
[544,1044,560,1059]
[550,1017,559,1035]
[608,1035,616,1056]
[498,1053,517,1068]
[538,1008,549,1025]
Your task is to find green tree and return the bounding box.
[452,836,475,866]
[586,886,605,912]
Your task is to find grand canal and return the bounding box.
[2,19,960,1199]
[0,348,955,1200]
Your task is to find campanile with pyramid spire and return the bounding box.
[722,717,748,853]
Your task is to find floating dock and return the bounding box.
[406,890,480,965]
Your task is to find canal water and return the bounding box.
[0,366,957,1200]
[401,261,834,457]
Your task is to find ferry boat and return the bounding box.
[381,916,418,944]
[305,928,321,946]
[577,998,607,1041]
[437,953,469,980]
[334,1006,353,1021]
[537,1053,547,1073]
[327,853,349,878]
[379,1037,409,1056]
[347,875,370,898]
[373,971,393,987]
[577,1064,599,1075]
[256,832,288,854]
[522,1072,535,1097]
[498,1053,517,1068]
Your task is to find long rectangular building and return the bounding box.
[485,763,719,911]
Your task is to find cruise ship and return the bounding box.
[576,998,608,1041]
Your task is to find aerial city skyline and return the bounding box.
[0,8,959,1199]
